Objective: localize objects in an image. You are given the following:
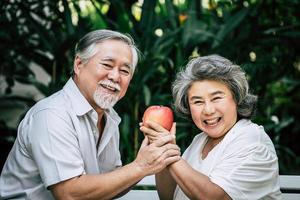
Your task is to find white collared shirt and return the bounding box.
[174,119,282,200]
[0,78,122,199]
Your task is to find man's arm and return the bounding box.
[50,162,144,200]
[50,135,181,200]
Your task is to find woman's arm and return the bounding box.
[140,121,230,199]
[168,159,231,200]
[156,168,177,200]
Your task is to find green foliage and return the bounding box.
[1,0,299,174]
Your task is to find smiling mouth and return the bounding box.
[204,117,221,126]
[99,83,120,93]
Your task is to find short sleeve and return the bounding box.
[182,133,207,161]
[28,109,84,187]
[210,143,279,199]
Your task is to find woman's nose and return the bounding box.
[203,102,215,115]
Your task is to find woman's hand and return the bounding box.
[140,121,176,144]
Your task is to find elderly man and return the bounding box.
[0,30,180,200]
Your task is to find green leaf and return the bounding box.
[62,0,75,35]
[212,8,249,48]
[143,85,151,106]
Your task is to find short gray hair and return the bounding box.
[73,29,139,75]
[172,54,257,119]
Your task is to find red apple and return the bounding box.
[142,105,174,131]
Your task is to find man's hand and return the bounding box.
[134,135,180,176]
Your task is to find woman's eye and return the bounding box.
[193,100,204,105]
[212,97,222,101]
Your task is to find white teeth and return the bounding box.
[98,80,120,92]
[103,84,116,91]
[205,118,219,125]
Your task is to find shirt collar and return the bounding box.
[218,119,250,143]
[105,107,121,124]
[63,78,93,116]
[231,119,250,131]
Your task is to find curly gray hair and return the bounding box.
[172,54,257,119]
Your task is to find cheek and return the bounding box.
[222,100,238,119]
[119,78,131,97]
[190,106,203,125]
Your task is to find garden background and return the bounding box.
[0,0,299,174]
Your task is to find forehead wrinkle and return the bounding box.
[101,57,114,62]
[211,91,225,96]
[189,96,203,101]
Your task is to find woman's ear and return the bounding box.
[73,56,83,75]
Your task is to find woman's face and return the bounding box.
[188,80,238,139]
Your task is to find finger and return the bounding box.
[163,147,181,156]
[155,150,181,169]
[149,137,154,144]
[153,134,175,147]
[170,122,176,135]
[161,148,181,160]
[164,155,181,166]
[144,120,168,133]
[164,143,181,152]
[141,136,149,147]
[140,126,162,137]
[147,135,158,143]
[168,123,177,144]
[146,132,170,141]
[158,143,179,155]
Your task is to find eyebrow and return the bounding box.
[101,57,132,69]
[189,91,225,100]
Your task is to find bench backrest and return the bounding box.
[118,175,300,200]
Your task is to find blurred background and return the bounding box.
[0,0,299,174]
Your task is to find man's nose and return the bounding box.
[107,67,120,82]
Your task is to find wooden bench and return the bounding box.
[118,175,300,200]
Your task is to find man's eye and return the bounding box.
[120,69,130,75]
[102,63,113,68]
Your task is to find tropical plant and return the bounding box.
[1,0,299,174]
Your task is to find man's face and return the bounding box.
[74,39,133,110]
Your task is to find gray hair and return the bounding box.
[73,29,139,75]
[172,54,257,119]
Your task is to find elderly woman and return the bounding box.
[140,55,281,200]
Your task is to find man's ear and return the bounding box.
[74,56,83,75]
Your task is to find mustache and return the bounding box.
[98,80,121,92]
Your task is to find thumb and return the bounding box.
[170,122,176,135]
[141,136,149,147]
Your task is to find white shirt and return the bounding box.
[0,78,122,199]
[174,119,282,200]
